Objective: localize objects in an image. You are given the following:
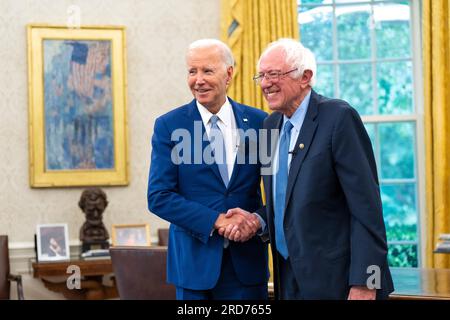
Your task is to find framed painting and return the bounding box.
[36,223,70,261]
[27,24,129,187]
[111,223,151,247]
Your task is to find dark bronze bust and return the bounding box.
[79,188,110,252]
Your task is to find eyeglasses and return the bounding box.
[252,68,298,85]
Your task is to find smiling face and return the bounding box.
[186,46,233,114]
[258,47,311,117]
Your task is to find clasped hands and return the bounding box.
[214,208,261,242]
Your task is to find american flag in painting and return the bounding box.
[43,39,114,170]
[67,41,109,99]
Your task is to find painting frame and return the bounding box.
[27,24,129,187]
[36,223,70,262]
[111,223,151,247]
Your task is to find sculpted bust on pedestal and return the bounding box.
[78,188,110,252]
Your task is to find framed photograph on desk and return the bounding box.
[36,223,70,261]
[111,223,151,247]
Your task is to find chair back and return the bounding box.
[110,246,175,299]
[0,235,11,299]
[157,228,169,246]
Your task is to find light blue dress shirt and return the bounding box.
[269,90,311,230]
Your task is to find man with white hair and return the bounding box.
[227,38,394,299]
[147,39,269,299]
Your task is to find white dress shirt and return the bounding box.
[197,97,238,180]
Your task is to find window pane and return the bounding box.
[388,244,418,267]
[379,122,415,179]
[382,183,417,241]
[336,0,411,3]
[335,0,371,3]
[298,0,329,6]
[314,64,334,97]
[374,0,410,4]
[337,5,371,60]
[299,6,333,61]
[339,63,372,115]
[375,3,411,59]
[377,61,413,115]
[299,2,331,14]
[336,0,370,3]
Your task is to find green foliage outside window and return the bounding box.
[386,224,417,242]
[388,244,418,267]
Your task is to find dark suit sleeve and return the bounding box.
[254,114,272,238]
[255,177,267,224]
[147,116,220,244]
[332,105,389,286]
[255,205,267,223]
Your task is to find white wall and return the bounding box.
[0,0,220,278]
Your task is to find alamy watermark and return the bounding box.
[66,264,81,290]
[366,265,381,290]
[169,122,279,176]
[66,5,81,29]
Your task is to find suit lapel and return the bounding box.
[228,98,249,188]
[285,91,319,207]
[263,112,284,214]
[185,100,224,183]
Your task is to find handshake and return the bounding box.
[214,208,261,242]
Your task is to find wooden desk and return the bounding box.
[390,267,450,300]
[32,258,118,300]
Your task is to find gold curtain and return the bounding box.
[220,0,299,112]
[424,0,450,268]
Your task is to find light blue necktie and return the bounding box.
[210,115,229,187]
[274,120,294,259]
[210,115,230,248]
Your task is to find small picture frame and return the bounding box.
[111,224,151,247]
[36,223,70,261]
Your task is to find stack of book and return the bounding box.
[435,234,450,253]
[81,249,110,260]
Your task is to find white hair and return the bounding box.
[258,38,317,87]
[187,39,235,68]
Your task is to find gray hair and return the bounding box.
[258,38,316,87]
[187,39,235,68]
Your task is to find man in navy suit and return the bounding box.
[227,38,394,299]
[147,39,269,300]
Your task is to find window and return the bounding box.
[298,0,422,267]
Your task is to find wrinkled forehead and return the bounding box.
[187,46,224,64]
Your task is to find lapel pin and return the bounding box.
[299,143,305,150]
[243,118,248,122]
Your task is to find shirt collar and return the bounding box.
[196,97,232,128]
[283,89,311,131]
